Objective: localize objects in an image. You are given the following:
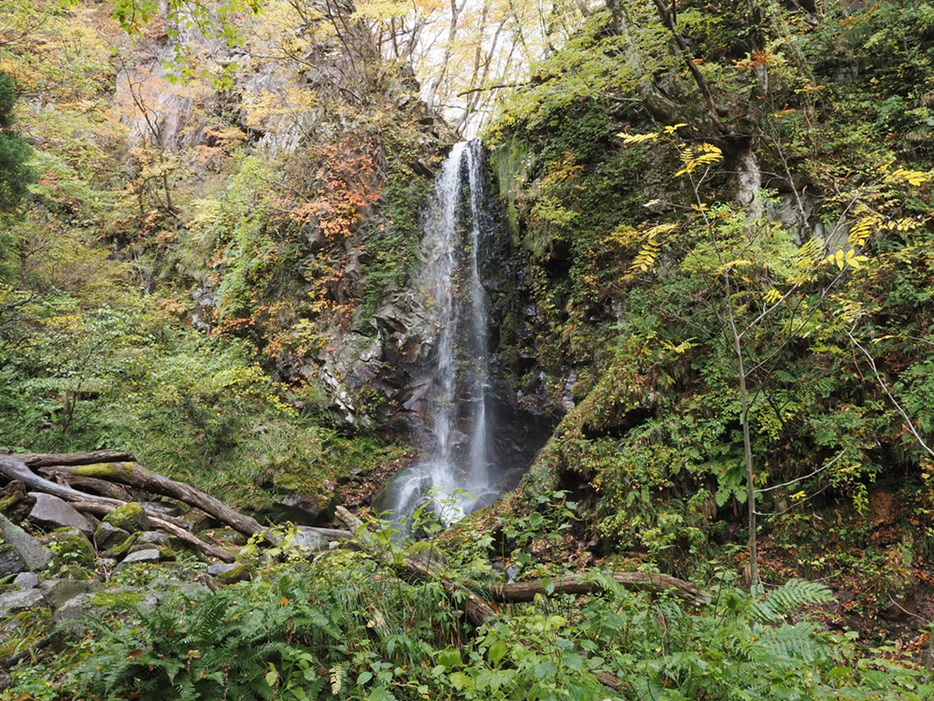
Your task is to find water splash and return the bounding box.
[380,140,498,527]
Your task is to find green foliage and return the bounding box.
[0,71,33,215]
[490,0,934,589]
[16,556,932,701]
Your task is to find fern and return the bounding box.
[752,580,834,623]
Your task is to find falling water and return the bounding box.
[379,140,498,528]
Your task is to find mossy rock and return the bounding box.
[213,561,252,585]
[0,544,26,579]
[94,521,131,551]
[104,533,138,559]
[201,527,248,547]
[128,542,176,561]
[48,527,96,574]
[103,503,150,533]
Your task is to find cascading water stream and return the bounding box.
[378,140,497,528]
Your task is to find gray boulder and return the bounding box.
[40,578,103,609]
[94,521,131,551]
[291,528,328,553]
[0,513,52,571]
[0,544,26,578]
[0,588,44,617]
[136,530,170,547]
[12,571,39,590]
[52,592,97,637]
[118,548,161,566]
[27,493,92,533]
[206,562,238,577]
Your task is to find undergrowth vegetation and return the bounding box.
[489,0,934,622]
[9,546,933,701]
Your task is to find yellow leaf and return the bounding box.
[619,131,659,145]
[716,259,753,275]
[885,168,931,187]
[763,288,783,304]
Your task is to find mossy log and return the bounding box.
[333,507,704,627]
[0,453,242,562]
[31,454,263,537]
[486,572,706,605]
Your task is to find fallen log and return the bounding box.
[0,454,240,562]
[333,507,706,624]
[0,455,133,512]
[69,501,235,563]
[0,456,190,529]
[487,571,707,605]
[334,506,498,626]
[22,451,135,467]
[36,457,262,537]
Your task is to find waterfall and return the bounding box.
[379,140,498,528]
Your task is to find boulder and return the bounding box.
[0,544,26,579]
[213,561,252,585]
[103,502,150,533]
[0,589,44,617]
[94,521,131,551]
[52,592,97,637]
[40,578,103,609]
[290,527,328,553]
[206,562,238,577]
[48,527,97,571]
[27,493,92,533]
[128,542,176,561]
[0,513,52,571]
[118,548,161,566]
[12,571,39,590]
[136,530,170,547]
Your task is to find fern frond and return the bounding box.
[753,580,833,623]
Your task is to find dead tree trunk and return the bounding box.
[33,455,263,536]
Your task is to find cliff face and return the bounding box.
[0,1,467,514]
[0,0,559,516]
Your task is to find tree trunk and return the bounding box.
[487,571,706,604]
[724,288,758,589]
[37,458,263,536]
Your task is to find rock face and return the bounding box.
[27,493,92,533]
[0,513,52,571]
